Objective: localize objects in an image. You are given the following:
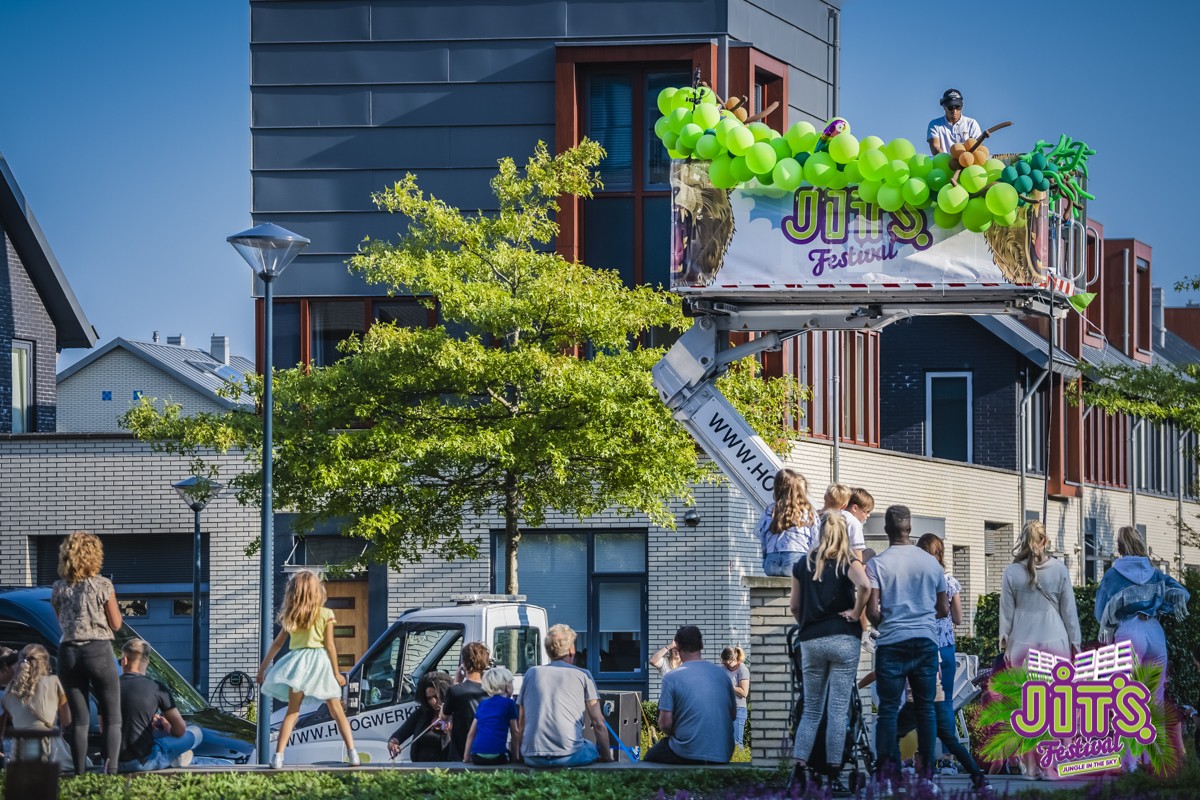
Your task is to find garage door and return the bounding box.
[36,534,210,694]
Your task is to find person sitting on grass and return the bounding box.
[644,625,735,765]
[117,638,202,772]
[462,666,520,765]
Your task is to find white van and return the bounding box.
[275,596,549,765]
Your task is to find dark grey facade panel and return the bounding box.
[562,0,724,37]
[788,66,831,122]
[260,254,376,297]
[251,1,372,43]
[252,40,558,86]
[371,82,555,127]
[253,169,501,214]
[727,0,830,78]
[731,0,837,40]
[249,212,416,256]
[372,0,569,40]
[252,125,553,171]
[253,87,373,128]
[789,105,822,128]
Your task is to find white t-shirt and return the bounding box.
[927,114,982,153]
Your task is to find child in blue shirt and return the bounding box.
[462,666,520,765]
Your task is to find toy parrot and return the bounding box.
[814,117,850,153]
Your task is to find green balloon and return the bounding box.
[748,122,774,142]
[828,134,860,164]
[959,164,989,194]
[877,184,905,212]
[770,137,793,162]
[1029,169,1044,186]
[678,123,704,150]
[657,87,678,116]
[826,168,849,190]
[931,152,953,173]
[745,142,778,175]
[727,126,756,156]
[714,117,741,148]
[1014,175,1034,194]
[667,149,686,159]
[985,182,1019,216]
[730,155,755,183]
[1031,151,1047,171]
[1036,177,1051,193]
[784,121,818,154]
[937,184,969,214]
[695,133,723,161]
[709,155,736,189]
[858,149,889,181]
[695,86,718,106]
[667,107,691,133]
[662,131,679,151]
[757,169,775,186]
[933,207,961,230]
[1014,159,1031,177]
[692,103,721,131]
[860,135,885,152]
[883,138,916,162]
[927,168,949,191]
[883,159,911,187]
[901,177,930,207]
[856,179,882,204]
[994,208,1020,227]
[962,197,993,233]
[842,160,862,184]
[804,152,836,186]
[984,158,1006,182]
[1000,166,1018,184]
[674,139,694,157]
[908,153,933,179]
[773,157,803,191]
[653,116,672,141]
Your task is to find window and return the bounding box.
[259,296,434,371]
[10,339,33,432]
[271,302,302,371]
[983,523,1011,596]
[492,626,541,676]
[310,300,367,367]
[952,546,971,634]
[492,530,647,687]
[1025,384,1048,475]
[926,372,971,462]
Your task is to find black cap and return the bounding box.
[940,89,963,108]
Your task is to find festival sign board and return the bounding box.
[670,161,1065,303]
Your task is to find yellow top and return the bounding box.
[288,606,335,650]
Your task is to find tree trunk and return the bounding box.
[503,470,521,594]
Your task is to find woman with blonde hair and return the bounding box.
[786,513,869,792]
[51,531,124,774]
[1,645,72,769]
[756,468,820,577]
[999,520,1081,668]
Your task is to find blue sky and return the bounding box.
[1,2,1195,368]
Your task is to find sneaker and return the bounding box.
[970,774,994,794]
[348,750,361,767]
[915,777,941,797]
[172,750,194,768]
[270,752,285,770]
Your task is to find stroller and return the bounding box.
[787,625,875,792]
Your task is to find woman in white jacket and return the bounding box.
[999,520,1082,668]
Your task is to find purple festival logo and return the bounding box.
[780,187,934,278]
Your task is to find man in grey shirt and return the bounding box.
[517,624,612,767]
[645,625,735,764]
[866,505,948,781]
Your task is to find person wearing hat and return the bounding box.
[927,88,982,155]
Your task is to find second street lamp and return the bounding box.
[172,475,223,693]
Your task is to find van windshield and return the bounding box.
[115,627,207,714]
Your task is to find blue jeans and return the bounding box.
[733,706,748,747]
[897,645,981,777]
[523,739,599,768]
[763,551,804,577]
[118,728,199,772]
[875,637,938,777]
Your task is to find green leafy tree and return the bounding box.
[124,140,803,592]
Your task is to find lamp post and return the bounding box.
[227,222,309,764]
[173,475,223,692]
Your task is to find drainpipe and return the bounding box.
[831,333,841,483]
[1130,417,1145,527]
[1019,367,1049,523]
[1079,404,1094,585]
[718,34,729,99]
[1122,249,1130,354]
[828,7,841,118]
[1178,428,1186,577]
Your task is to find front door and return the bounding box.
[325,579,368,672]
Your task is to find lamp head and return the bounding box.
[227,223,310,279]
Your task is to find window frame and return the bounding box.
[925,371,973,462]
[10,338,34,433]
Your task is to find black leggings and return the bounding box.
[58,640,121,774]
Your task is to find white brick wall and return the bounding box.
[58,348,229,433]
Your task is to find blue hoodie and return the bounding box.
[1093,556,1190,642]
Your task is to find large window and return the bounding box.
[926,372,971,462]
[258,297,436,371]
[492,530,647,688]
[10,340,33,433]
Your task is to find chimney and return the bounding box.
[1152,286,1165,349]
[167,334,186,347]
[210,334,230,365]
[152,331,160,343]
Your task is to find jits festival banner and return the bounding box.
[670,161,1056,296]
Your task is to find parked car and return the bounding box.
[0,587,254,764]
[275,596,549,765]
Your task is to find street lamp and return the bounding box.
[227,222,309,764]
[172,475,223,693]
